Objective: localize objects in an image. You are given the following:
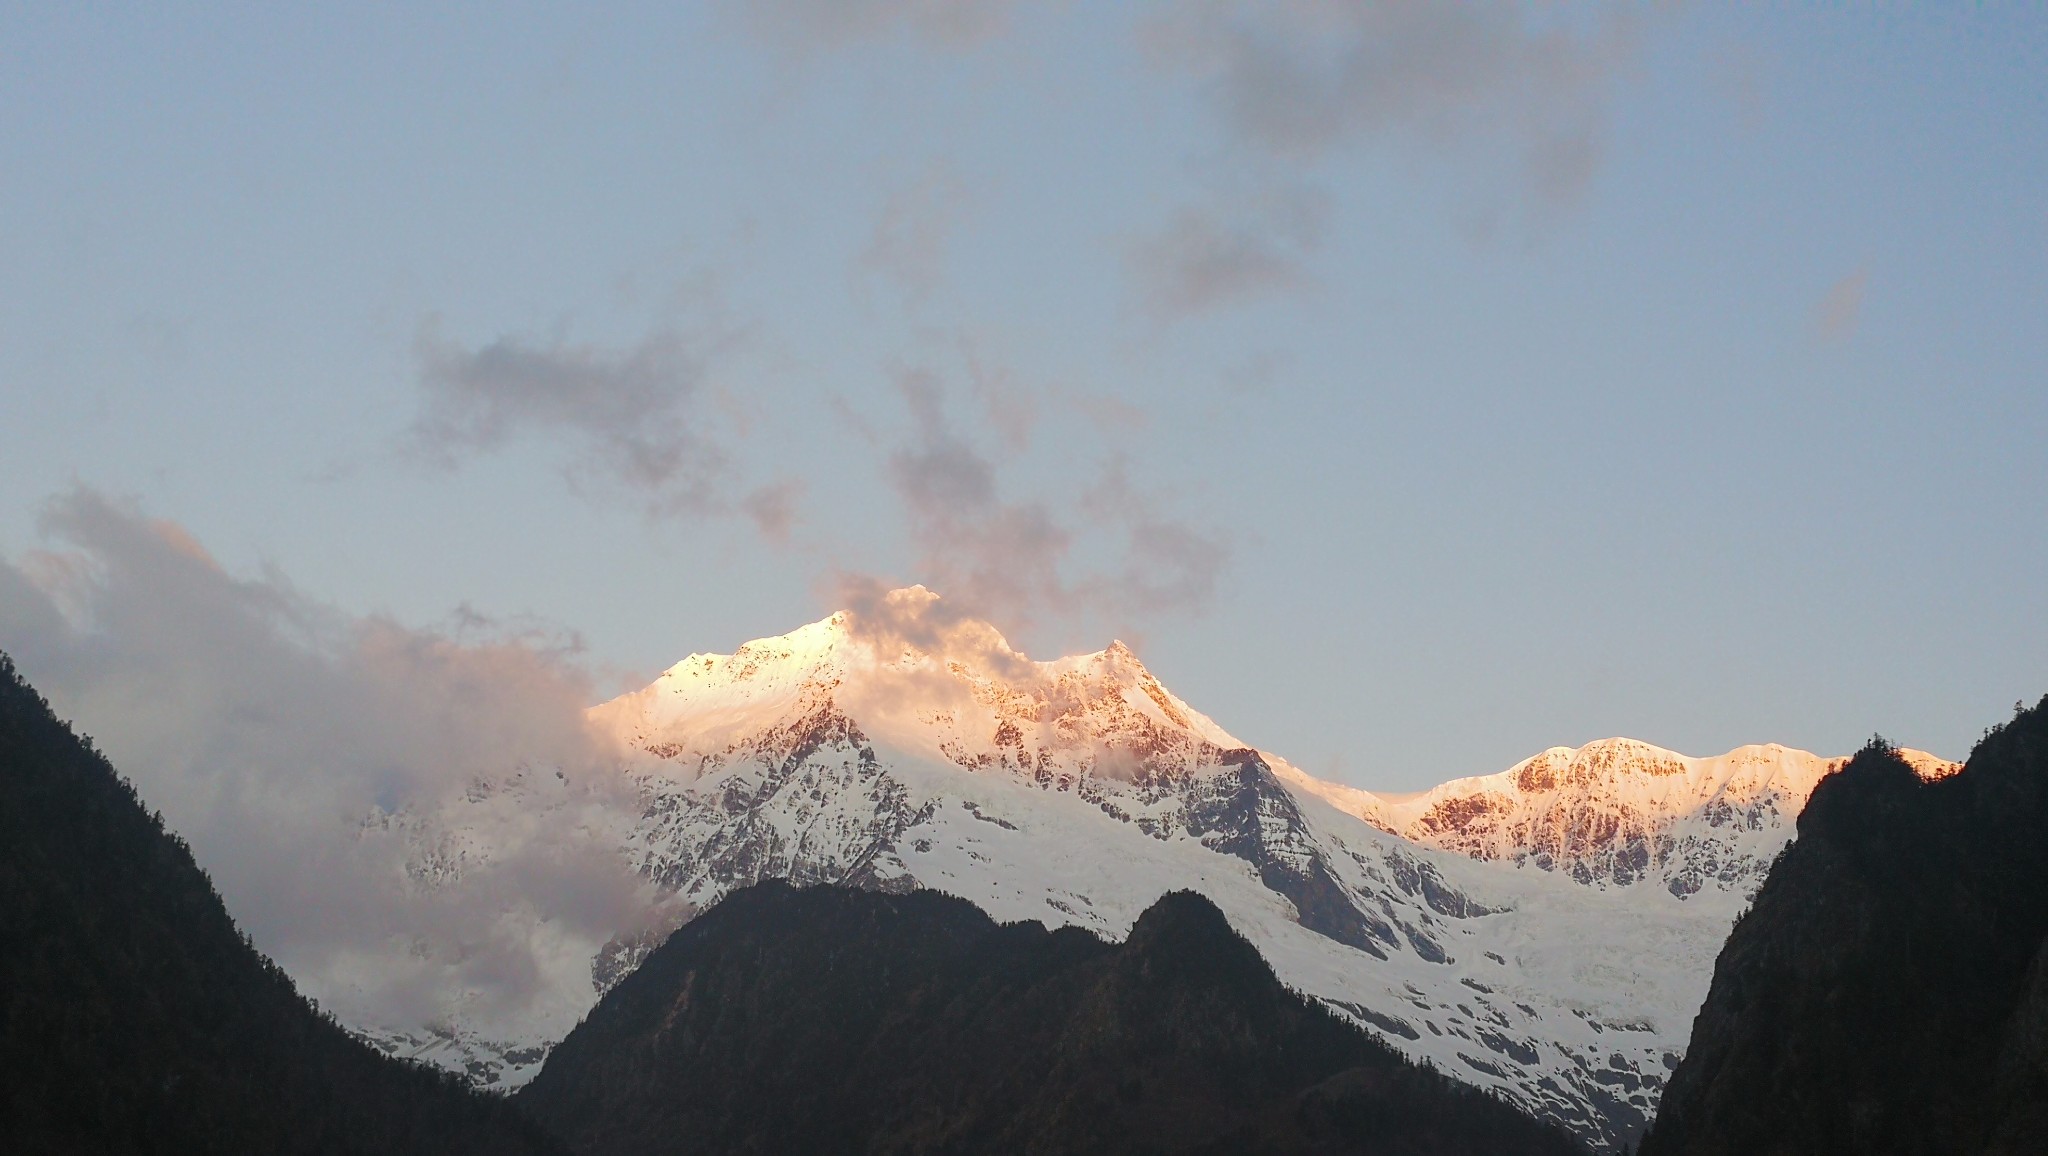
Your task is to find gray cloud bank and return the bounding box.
[0,489,653,1040]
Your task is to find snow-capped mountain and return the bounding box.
[1304,738,1955,897]
[361,589,1952,1151]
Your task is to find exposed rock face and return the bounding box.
[1641,701,2048,1156]
[516,881,1584,1156]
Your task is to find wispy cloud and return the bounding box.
[1149,1,1636,189]
[883,366,1072,624]
[0,488,652,1041]
[405,318,797,536]
[408,322,724,510]
[1079,456,1231,615]
[835,360,1230,654]
[859,166,973,305]
[1812,269,1868,343]
[739,0,1024,53]
[1126,193,1327,320]
[1133,1,1642,317]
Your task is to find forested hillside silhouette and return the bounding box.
[1643,700,2048,1154]
[0,654,563,1155]
[519,879,1583,1155]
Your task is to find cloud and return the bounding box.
[840,363,1230,652]
[740,0,1023,53]
[1128,4,1637,319]
[969,348,1039,451]
[409,322,721,513]
[406,318,798,531]
[1709,41,1771,133]
[1137,0,1640,269]
[739,479,806,542]
[860,167,972,304]
[1151,2,1634,178]
[1812,269,1868,343]
[1080,457,1231,614]
[0,489,653,1043]
[828,577,1035,681]
[883,367,1072,625]
[1221,348,1291,394]
[1126,194,1327,319]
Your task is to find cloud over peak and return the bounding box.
[850,360,1229,653]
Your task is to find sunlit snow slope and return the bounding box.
[371,589,1953,1152]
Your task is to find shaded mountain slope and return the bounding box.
[518,880,1582,1155]
[0,654,563,1155]
[1641,699,2048,1155]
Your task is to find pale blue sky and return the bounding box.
[3,3,2044,790]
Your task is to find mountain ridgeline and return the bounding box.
[517,881,1584,1156]
[0,654,564,1155]
[1641,699,2048,1155]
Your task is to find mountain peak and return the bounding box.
[1117,889,1281,991]
[1125,888,1237,947]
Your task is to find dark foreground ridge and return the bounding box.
[518,879,1582,1155]
[0,654,564,1155]
[1643,698,2048,1155]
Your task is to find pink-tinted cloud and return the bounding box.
[0,488,652,1041]
[1813,269,1868,343]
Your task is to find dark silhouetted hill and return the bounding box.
[1642,699,2048,1155]
[517,879,1583,1155]
[0,654,563,1155]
